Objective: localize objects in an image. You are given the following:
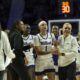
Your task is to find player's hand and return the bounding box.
[30,43,34,48]
[52,47,60,55]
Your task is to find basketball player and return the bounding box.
[51,25,59,80]
[22,24,35,80]
[51,26,59,67]
[34,20,55,80]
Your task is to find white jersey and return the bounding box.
[37,33,53,52]
[22,34,34,55]
[76,40,80,69]
[22,34,35,66]
[78,40,80,53]
[34,33,55,73]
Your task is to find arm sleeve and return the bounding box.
[64,37,78,58]
[13,34,25,57]
[2,31,15,59]
[33,36,40,46]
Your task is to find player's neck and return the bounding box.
[40,31,47,36]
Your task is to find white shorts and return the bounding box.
[25,52,35,66]
[35,54,55,75]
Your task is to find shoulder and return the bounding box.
[9,30,19,37]
[34,34,39,39]
[31,35,37,39]
[29,34,34,39]
[58,35,63,39]
[70,35,76,40]
[36,33,40,37]
[1,31,9,42]
[33,34,40,42]
[51,33,55,37]
[1,31,6,35]
[35,34,40,38]
[1,31,7,38]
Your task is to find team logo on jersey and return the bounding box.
[40,41,52,45]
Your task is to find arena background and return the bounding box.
[0,0,80,35]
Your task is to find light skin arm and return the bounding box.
[34,46,52,55]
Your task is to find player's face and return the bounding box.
[23,25,31,35]
[39,23,48,32]
[52,27,59,35]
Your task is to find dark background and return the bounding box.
[0,0,80,34]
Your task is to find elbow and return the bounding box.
[7,51,16,59]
